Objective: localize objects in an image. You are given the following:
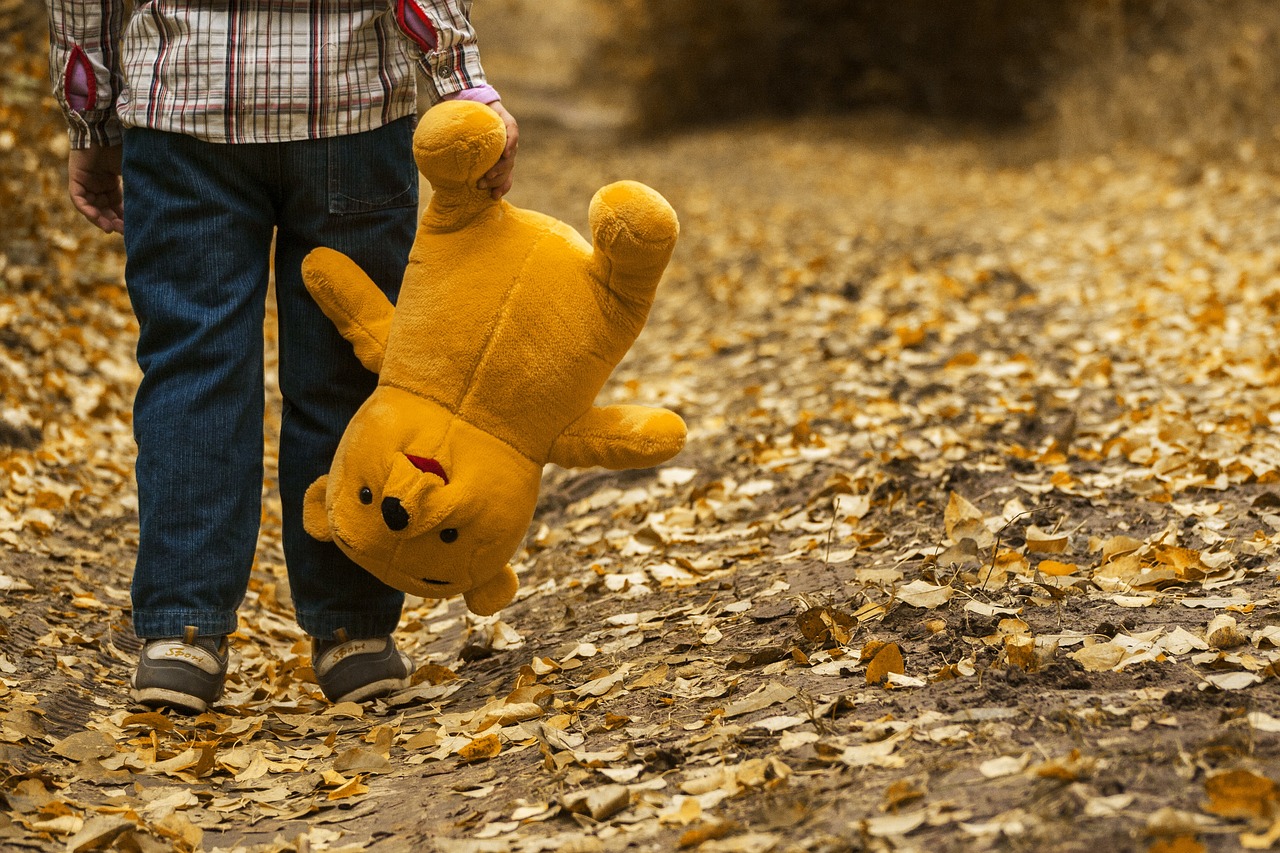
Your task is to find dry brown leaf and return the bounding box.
[1004,635,1039,672]
[1026,525,1069,553]
[1148,837,1207,853]
[679,820,738,848]
[882,778,927,812]
[457,733,503,764]
[895,579,954,609]
[561,784,631,821]
[1033,749,1096,782]
[1206,614,1249,650]
[1037,559,1079,576]
[1203,769,1277,820]
[325,774,369,801]
[864,642,905,686]
[52,730,116,762]
[944,491,989,545]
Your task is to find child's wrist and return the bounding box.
[442,84,501,105]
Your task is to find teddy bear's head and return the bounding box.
[302,99,683,618]
[313,389,531,616]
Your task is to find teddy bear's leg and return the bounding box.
[302,476,334,542]
[548,405,687,470]
[301,247,396,374]
[462,564,519,616]
[588,181,679,308]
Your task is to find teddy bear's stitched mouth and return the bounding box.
[406,454,449,484]
[418,577,450,586]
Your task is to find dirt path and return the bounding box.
[3,27,1280,853]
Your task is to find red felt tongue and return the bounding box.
[406,455,448,484]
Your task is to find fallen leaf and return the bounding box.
[896,579,954,609]
[457,734,503,763]
[1203,769,1277,820]
[864,641,905,686]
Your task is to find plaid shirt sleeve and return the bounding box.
[389,0,496,105]
[48,0,127,148]
[49,0,496,145]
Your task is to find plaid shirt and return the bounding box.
[48,0,494,148]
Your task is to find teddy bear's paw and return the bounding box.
[413,100,507,191]
[588,180,680,278]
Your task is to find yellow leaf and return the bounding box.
[457,733,502,763]
[413,663,459,686]
[1100,535,1144,562]
[883,779,926,811]
[659,796,703,827]
[1033,749,1095,781]
[326,774,368,801]
[1203,769,1277,820]
[1026,525,1068,553]
[864,642,904,686]
[1037,559,1079,576]
[1241,817,1280,850]
[1148,836,1206,853]
[626,663,670,690]
[944,492,985,541]
[679,820,737,848]
[1071,642,1126,672]
[1005,635,1038,672]
[1205,615,1248,650]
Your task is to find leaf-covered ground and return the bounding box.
[3,24,1280,853]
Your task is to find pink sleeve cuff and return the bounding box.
[442,85,501,105]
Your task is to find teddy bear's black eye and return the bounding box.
[359,487,373,505]
[439,528,459,544]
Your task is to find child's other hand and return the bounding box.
[69,144,124,234]
[478,100,518,200]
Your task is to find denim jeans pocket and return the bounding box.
[327,117,419,215]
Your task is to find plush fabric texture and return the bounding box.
[301,100,684,616]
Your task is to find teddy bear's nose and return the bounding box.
[381,497,410,531]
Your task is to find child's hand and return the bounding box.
[478,100,518,200]
[69,144,124,234]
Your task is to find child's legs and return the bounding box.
[122,128,276,639]
[272,117,418,638]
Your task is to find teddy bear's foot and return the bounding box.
[588,181,679,300]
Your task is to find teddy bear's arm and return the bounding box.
[548,405,687,470]
[301,247,395,374]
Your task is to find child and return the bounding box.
[48,0,518,712]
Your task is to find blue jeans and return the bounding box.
[121,119,417,640]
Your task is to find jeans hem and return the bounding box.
[133,610,239,640]
[294,610,403,640]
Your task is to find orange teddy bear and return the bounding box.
[300,100,685,616]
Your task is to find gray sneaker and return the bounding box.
[312,629,413,703]
[130,626,228,714]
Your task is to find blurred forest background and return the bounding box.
[5,0,1277,165]
[474,0,1280,167]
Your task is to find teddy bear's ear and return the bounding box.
[303,476,334,542]
[463,564,519,617]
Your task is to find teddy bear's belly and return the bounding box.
[380,240,649,463]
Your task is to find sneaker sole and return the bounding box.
[131,686,212,714]
[332,676,409,704]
